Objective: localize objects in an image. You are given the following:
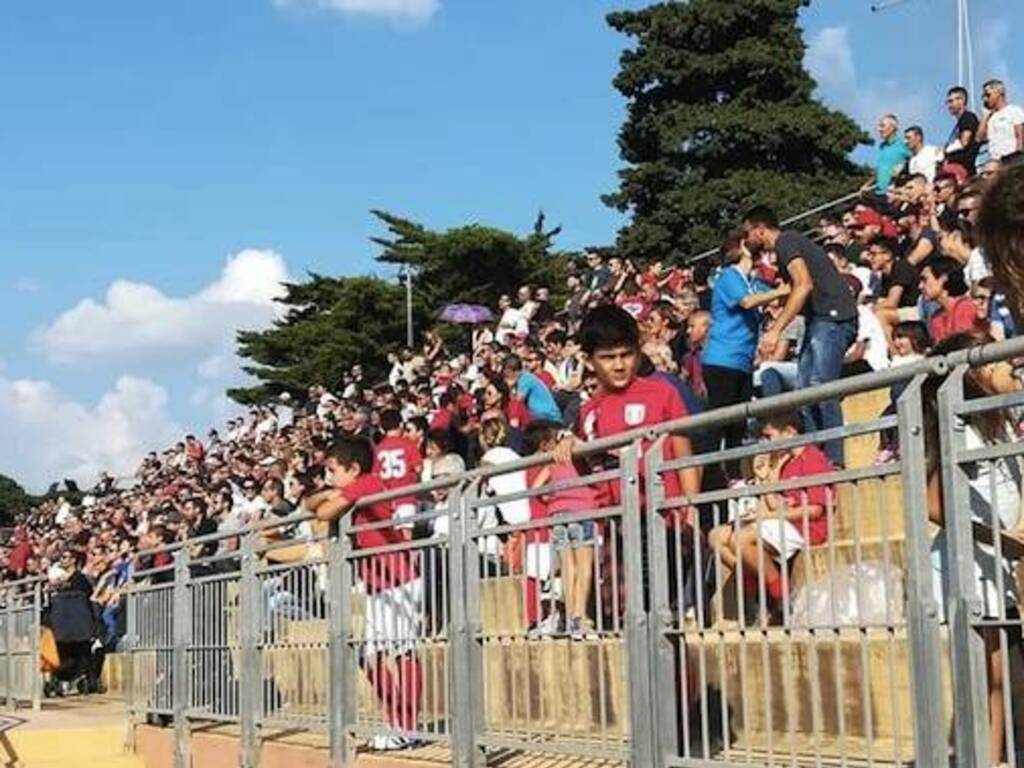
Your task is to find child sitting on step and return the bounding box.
[708,411,836,609]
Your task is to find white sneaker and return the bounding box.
[529,609,562,638]
[369,734,409,751]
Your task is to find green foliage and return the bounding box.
[230,274,424,404]
[372,209,571,310]
[230,212,573,404]
[0,474,34,524]
[604,0,870,262]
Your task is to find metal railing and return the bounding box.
[124,335,1024,768]
[0,578,43,711]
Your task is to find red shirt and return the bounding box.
[536,370,557,390]
[779,445,835,546]
[373,435,423,492]
[929,295,985,343]
[344,474,417,592]
[506,399,532,430]
[577,375,689,506]
[616,293,649,321]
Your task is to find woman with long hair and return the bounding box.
[923,331,1024,764]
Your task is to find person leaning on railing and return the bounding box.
[304,437,424,752]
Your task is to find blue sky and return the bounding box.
[0,0,1019,489]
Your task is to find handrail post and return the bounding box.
[938,366,992,768]
[448,483,482,767]
[172,549,192,768]
[5,587,14,711]
[238,532,260,768]
[124,582,137,752]
[644,438,676,767]
[620,441,655,765]
[327,529,351,768]
[30,582,42,711]
[896,376,950,766]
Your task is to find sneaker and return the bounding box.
[529,608,562,638]
[570,617,599,641]
[369,734,411,751]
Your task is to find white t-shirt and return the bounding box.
[986,104,1024,160]
[853,305,891,372]
[965,247,992,285]
[496,308,529,345]
[908,145,943,183]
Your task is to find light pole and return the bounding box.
[403,266,414,349]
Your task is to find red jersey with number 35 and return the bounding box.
[577,375,689,507]
[373,435,423,494]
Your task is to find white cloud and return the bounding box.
[34,249,289,365]
[806,25,929,132]
[273,0,439,23]
[0,375,181,493]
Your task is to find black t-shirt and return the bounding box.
[881,259,920,308]
[775,230,858,322]
[946,111,981,174]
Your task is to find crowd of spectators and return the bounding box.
[3,77,1024,752]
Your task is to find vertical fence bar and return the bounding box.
[172,551,191,768]
[31,581,41,711]
[896,375,949,767]
[327,533,347,768]
[334,515,356,765]
[620,441,655,766]
[644,438,677,768]
[5,588,14,711]
[125,583,138,753]
[938,365,991,768]
[238,534,260,768]
[447,483,473,767]
[461,480,487,765]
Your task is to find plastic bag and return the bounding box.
[789,561,905,628]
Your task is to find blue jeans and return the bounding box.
[797,317,859,466]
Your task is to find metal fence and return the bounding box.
[0,579,43,711]
[124,336,1024,768]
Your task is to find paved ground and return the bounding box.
[0,696,141,768]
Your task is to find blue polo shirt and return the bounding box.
[702,265,760,374]
[516,372,563,423]
[875,136,912,194]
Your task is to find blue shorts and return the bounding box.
[552,520,596,551]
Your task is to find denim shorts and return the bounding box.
[552,520,596,551]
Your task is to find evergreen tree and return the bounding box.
[372,209,570,311]
[0,474,34,524]
[230,275,422,404]
[604,0,869,263]
[230,212,572,404]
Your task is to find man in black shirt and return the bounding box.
[945,86,981,176]
[744,206,859,465]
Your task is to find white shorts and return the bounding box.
[756,517,807,562]
[363,577,424,655]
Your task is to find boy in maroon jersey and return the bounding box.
[552,306,701,625]
[372,410,424,521]
[555,305,700,514]
[306,438,423,751]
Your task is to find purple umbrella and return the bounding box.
[439,303,494,325]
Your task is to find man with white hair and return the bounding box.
[867,114,911,196]
[978,79,1024,161]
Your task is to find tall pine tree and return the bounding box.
[604,1,869,263]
